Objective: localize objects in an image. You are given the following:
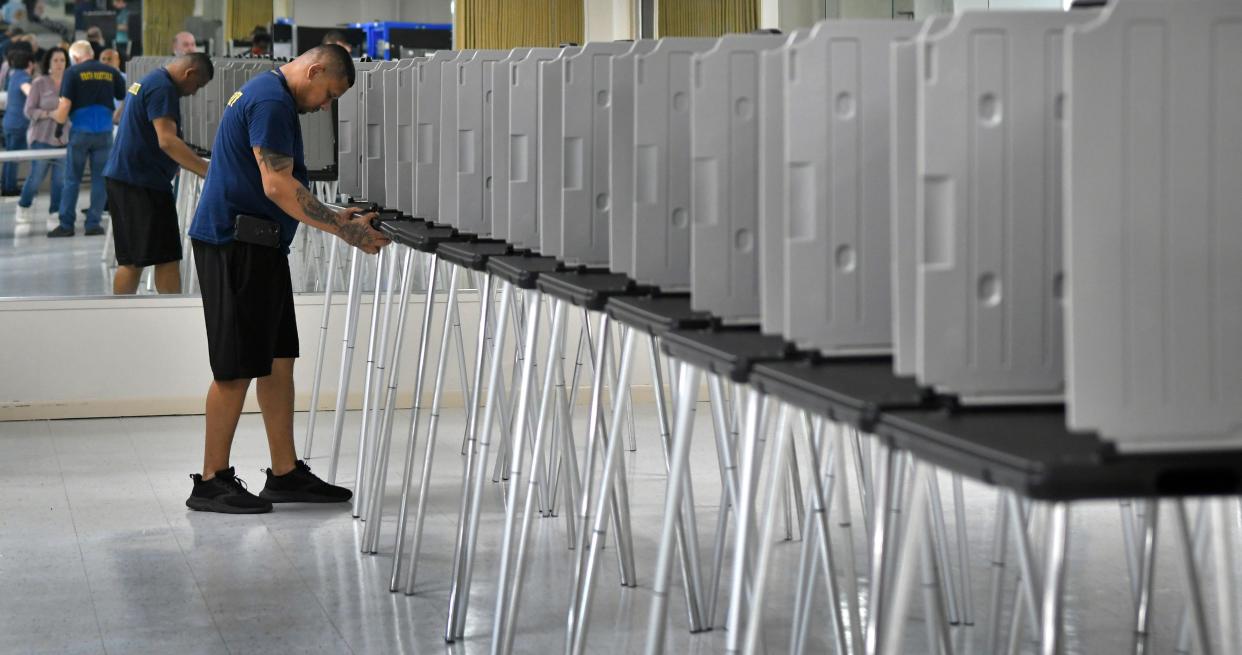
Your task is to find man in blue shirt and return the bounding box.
[103,53,211,295]
[186,45,388,513]
[47,40,125,238]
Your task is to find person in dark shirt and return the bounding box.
[1,47,33,195]
[47,39,124,237]
[103,52,210,294]
[185,45,386,513]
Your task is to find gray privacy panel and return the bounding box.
[891,17,950,376]
[916,10,1089,401]
[561,42,632,267]
[337,62,369,200]
[383,59,418,212]
[364,61,398,205]
[758,32,808,337]
[1065,0,1242,450]
[489,49,529,241]
[439,51,479,229]
[690,34,786,322]
[456,50,508,236]
[508,48,566,251]
[537,48,581,258]
[784,20,918,357]
[606,40,657,276]
[632,38,719,289]
[414,51,462,221]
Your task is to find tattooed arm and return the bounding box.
[253,145,389,254]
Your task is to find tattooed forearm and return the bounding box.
[258,147,294,173]
[294,185,341,227]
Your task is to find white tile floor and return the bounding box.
[1,405,1238,654]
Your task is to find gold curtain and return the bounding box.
[142,0,195,58]
[658,0,759,37]
[457,0,585,50]
[228,0,274,45]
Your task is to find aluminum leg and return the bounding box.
[1176,501,1212,654]
[985,492,1011,654]
[1133,499,1159,654]
[1120,499,1142,605]
[646,335,708,635]
[834,421,865,655]
[926,469,962,625]
[1173,499,1213,655]
[355,246,397,522]
[642,364,703,655]
[865,447,899,655]
[724,389,767,653]
[327,247,364,483]
[446,278,511,641]
[741,404,796,653]
[359,248,417,551]
[1211,499,1238,653]
[878,462,931,655]
[302,229,339,459]
[1039,503,1071,655]
[571,328,668,654]
[401,265,469,595]
[386,257,449,588]
[1007,492,1045,638]
[494,297,568,655]
[952,474,974,625]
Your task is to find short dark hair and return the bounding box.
[252,33,272,46]
[178,51,214,81]
[39,47,67,75]
[321,30,349,46]
[7,48,31,70]
[308,44,354,87]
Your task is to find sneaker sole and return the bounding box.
[259,489,352,504]
[186,497,272,514]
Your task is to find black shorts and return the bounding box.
[106,177,182,267]
[192,239,299,381]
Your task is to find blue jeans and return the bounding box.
[3,127,27,193]
[59,130,112,231]
[19,141,63,213]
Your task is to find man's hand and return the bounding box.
[336,210,389,254]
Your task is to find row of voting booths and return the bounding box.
[133,1,1242,652]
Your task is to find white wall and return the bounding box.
[290,0,453,26]
[0,292,661,421]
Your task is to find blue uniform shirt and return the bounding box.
[3,69,29,131]
[104,68,182,191]
[59,60,126,134]
[189,70,307,252]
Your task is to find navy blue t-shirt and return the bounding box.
[3,68,30,130]
[59,60,126,133]
[104,68,183,191]
[189,70,307,251]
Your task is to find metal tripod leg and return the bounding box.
[724,389,768,653]
[1039,503,1070,655]
[327,247,364,483]
[386,256,449,587]
[302,231,339,458]
[493,296,568,655]
[352,247,390,518]
[643,364,703,655]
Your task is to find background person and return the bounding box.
[185,45,386,513]
[16,45,66,223]
[1,47,34,196]
[47,39,123,237]
[171,30,196,56]
[104,52,210,295]
[85,25,104,59]
[320,29,352,56]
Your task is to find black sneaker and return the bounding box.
[186,467,273,514]
[84,226,105,236]
[260,460,352,503]
[46,226,74,238]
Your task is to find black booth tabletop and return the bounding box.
[605,294,717,337]
[660,327,797,384]
[750,357,933,434]
[535,270,645,311]
[379,220,461,252]
[486,255,564,289]
[876,405,1242,502]
[436,241,512,271]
